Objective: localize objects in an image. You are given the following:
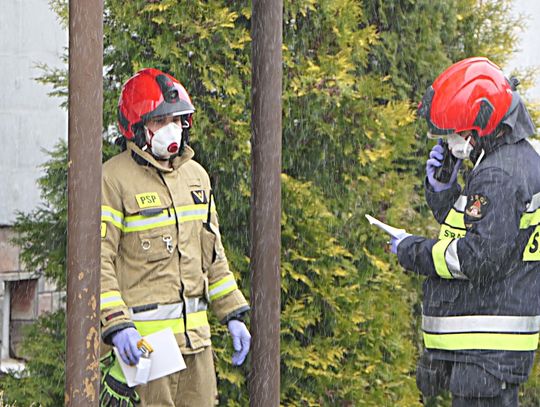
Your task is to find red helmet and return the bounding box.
[118,68,195,139]
[418,57,514,137]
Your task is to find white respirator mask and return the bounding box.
[447,133,474,160]
[144,122,183,159]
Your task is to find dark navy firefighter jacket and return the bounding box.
[397,98,540,383]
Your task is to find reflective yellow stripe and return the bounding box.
[186,311,209,330]
[444,208,466,229]
[523,225,540,261]
[432,239,454,279]
[102,206,124,219]
[438,224,467,240]
[101,206,124,230]
[175,204,212,223]
[520,209,540,229]
[101,291,122,299]
[103,203,217,234]
[100,291,126,310]
[120,204,214,233]
[134,319,185,336]
[423,332,540,351]
[133,311,209,336]
[209,275,238,301]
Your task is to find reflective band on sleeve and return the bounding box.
[520,210,540,230]
[134,318,185,336]
[432,239,454,279]
[209,275,238,301]
[520,192,540,229]
[454,195,468,211]
[445,208,466,230]
[101,206,124,230]
[100,291,126,310]
[423,315,540,334]
[438,224,467,240]
[423,332,540,351]
[444,239,468,280]
[186,310,209,330]
[438,196,467,239]
[523,225,540,261]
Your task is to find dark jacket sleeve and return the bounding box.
[398,167,523,283]
[424,177,462,224]
[397,235,438,277]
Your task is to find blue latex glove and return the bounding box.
[390,231,412,254]
[228,320,251,366]
[426,143,462,192]
[112,327,143,366]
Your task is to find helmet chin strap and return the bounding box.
[470,127,507,162]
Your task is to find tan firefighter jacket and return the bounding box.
[100,142,249,354]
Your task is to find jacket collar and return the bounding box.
[127,142,195,172]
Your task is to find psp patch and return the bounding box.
[465,194,489,219]
[191,190,208,204]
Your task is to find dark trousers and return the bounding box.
[416,354,519,407]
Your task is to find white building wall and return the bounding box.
[508,0,540,102]
[0,0,67,225]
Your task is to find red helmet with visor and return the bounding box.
[118,68,195,140]
[418,57,514,137]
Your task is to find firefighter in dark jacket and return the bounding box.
[390,57,540,406]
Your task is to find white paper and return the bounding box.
[134,357,152,385]
[365,214,406,238]
[113,327,186,388]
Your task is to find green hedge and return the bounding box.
[1,1,537,406]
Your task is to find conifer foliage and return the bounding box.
[1,0,537,406]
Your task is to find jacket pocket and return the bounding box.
[139,229,177,262]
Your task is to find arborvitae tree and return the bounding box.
[2,0,537,405]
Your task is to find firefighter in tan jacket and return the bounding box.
[99,68,250,407]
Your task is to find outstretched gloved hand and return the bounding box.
[426,143,462,192]
[112,327,143,366]
[100,352,140,406]
[228,320,251,366]
[390,231,412,255]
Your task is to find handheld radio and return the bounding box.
[434,141,458,183]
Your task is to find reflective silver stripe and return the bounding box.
[129,300,208,321]
[454,195,467,212]
[130,303,183,321]
[445,239,468,280]
[176,208,207,220]
[185,298,208,314]
[124,212,173,229]
[101,208,124,224]
[209,279,236,299]
[100,296,124,307]
[525,192,540,213]
[423,315,540,333]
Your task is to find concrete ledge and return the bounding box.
[0,358,25,377]
[0,272,38,282]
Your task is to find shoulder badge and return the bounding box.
[465,194,489,219]
[191,190,208,204]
